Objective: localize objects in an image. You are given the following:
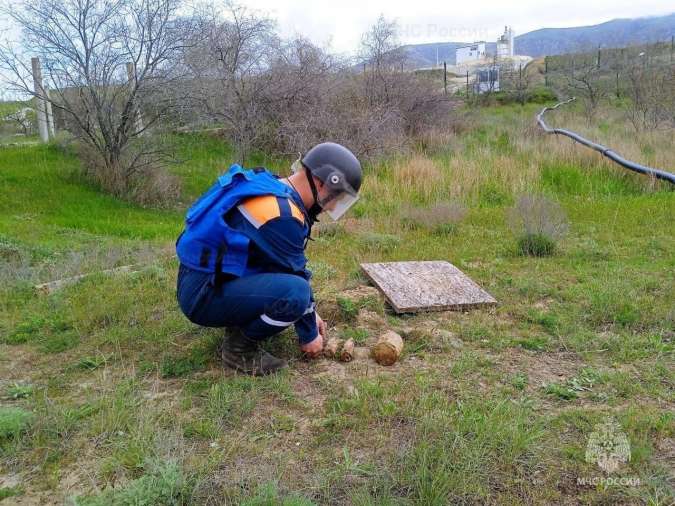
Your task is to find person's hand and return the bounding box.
[300,334,324,358]
[316,313,327,340]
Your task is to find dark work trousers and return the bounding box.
[176,264,313,341]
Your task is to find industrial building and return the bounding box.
[455,42,487,65]
[496,26,515,58]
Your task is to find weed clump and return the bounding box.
[0,407,33,441]
[358,232,401,253]
[72,460,187,506]
[517,233,557,257]
[508,194,568,257]
[5,383,34,399]
[160,348,208,378]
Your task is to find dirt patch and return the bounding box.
[0,345,43,388]
[655,437,675,480]
[356,309,386,330]
[494,348,583,390]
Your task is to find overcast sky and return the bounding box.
[1,0,673,54]
[240,0,674,54]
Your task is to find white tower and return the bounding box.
[497,26,515,59]
[508,26,515,57]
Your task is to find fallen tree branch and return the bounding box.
[34,265,140,295]
[536,97,675,185]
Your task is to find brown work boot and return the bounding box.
[219,328,287,376]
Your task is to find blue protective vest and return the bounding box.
[176,164,306,277]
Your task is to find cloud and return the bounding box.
[242,0,674,53]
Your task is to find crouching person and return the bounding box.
[175,143,362,375]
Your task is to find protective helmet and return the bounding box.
[291,142,362,221]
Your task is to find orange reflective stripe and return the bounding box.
[288,200,305,224]
[238,195,280,228]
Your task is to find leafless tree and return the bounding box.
[624,57,674,131]
[509,61,533,105]
[0,0,195,202]
[181,1,278,163]
[359,14,407,106]
[556,54,608,121]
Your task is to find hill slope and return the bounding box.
[515,13,675,56]
[401,13,675,64]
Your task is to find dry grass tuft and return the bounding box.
[391,156,444,198]
[399,202,467,232]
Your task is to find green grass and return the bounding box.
[0,104,673,504]
[0,486,23,500]
[73,460,187,505]
[0,407,33,441]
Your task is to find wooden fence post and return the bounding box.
[45,87,55,137]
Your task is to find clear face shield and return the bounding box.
[291,157,360,221]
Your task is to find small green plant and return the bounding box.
[76,355,108,371]
[5,315,78,352]
[182,418,219,440]
[336,296,359,321]
[527,310,560,333]
[544,382,578,400]
[240,482,315,506]
[544,369,602,400]
[0,486,23,500]
[73,460,187,506]
[517,233,557,257]
[340,327,369,345]
[4,316,45,345]
[508,195,568,257]
[358,232,401,253]
[511,373,529,390]
[39,332,79,353]
[160,348,208,378]
[5,383,33,399]
[514,335,549,351]
[478,182,511,207]
[0,407,33,441]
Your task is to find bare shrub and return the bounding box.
[181,1,278,162]
[625,62,674,132]
[270,73,409,161]
[550,53,608,122]
[1,0,197,206]
[181,9,452,164]
[77,142,181,207]
[508,195,568,256]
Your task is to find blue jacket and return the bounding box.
[176,164,310,278]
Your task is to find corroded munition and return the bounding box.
[340,339,355,362]
[371,331,403,365]
[323,337,341,358]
